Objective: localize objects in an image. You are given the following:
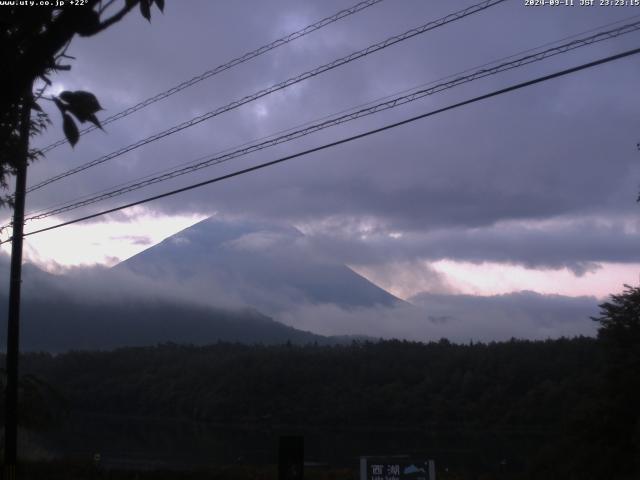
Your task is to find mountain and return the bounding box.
[15,295,327,352]
[0,257,329,352]
[0,217,399,351]
[116,216,401,314]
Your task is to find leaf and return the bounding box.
[71,91,103,111]
[62,114,79,147]
[76,10,101,36]
[53,97,66,113]
[86,113,104,130]
[154,0,164,12]
[140,0,151,21]
[59,91,102,123]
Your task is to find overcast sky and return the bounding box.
[3,0,640,305]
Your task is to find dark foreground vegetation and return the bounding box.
[2,286,640,479]
[20,337,599,430]
[11,460,353,480]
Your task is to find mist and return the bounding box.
[0,245,601,351]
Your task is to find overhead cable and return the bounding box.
[6,45,638,244]
[23,12,640,222]
[37,0,387,155]
[26,0,507,193]
[21,20,640,222]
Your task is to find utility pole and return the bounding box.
[4,83,32,480]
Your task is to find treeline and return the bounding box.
[3,280,639,480]
[19,337,600,430]
[9,337,614,479]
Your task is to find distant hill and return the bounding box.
[0,259,331,352]
[14,295,328,352]
[116,216,402,314]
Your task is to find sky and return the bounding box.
[2,0,640,340]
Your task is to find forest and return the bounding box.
[1,287,639,479]
[0,339,630,478]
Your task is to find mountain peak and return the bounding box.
[118,216,401,314]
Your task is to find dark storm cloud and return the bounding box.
[297,215,640,274]
[9,0,640,271]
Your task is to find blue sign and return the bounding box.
[360,458,435,480]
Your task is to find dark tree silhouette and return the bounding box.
[0,0,164,206]
[14,338,604,477]
[591,285,640,478]
[1,2,165,474]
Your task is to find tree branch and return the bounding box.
[93,0,139,35]
[98,0,118,15]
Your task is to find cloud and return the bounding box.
[275,289,600,343]
[296,214,640,275]
[18,0,640,232]
[0,250,244,312]
[109,235,152,246]
[0,244,603,348]
[1,0,638,316]
[351,260,455,299]
[226,230,294,252]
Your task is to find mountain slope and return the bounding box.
[14,295,325,352]
[0,257,329,352]
[117,216,401,314]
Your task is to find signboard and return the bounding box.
[360,458,435,480]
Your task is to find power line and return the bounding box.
[26,0,507,194]
[20,20,640,223]
[36,0,387,155]
[7,45,638,244]
[20,12,640,222]
[15,12,638,229]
